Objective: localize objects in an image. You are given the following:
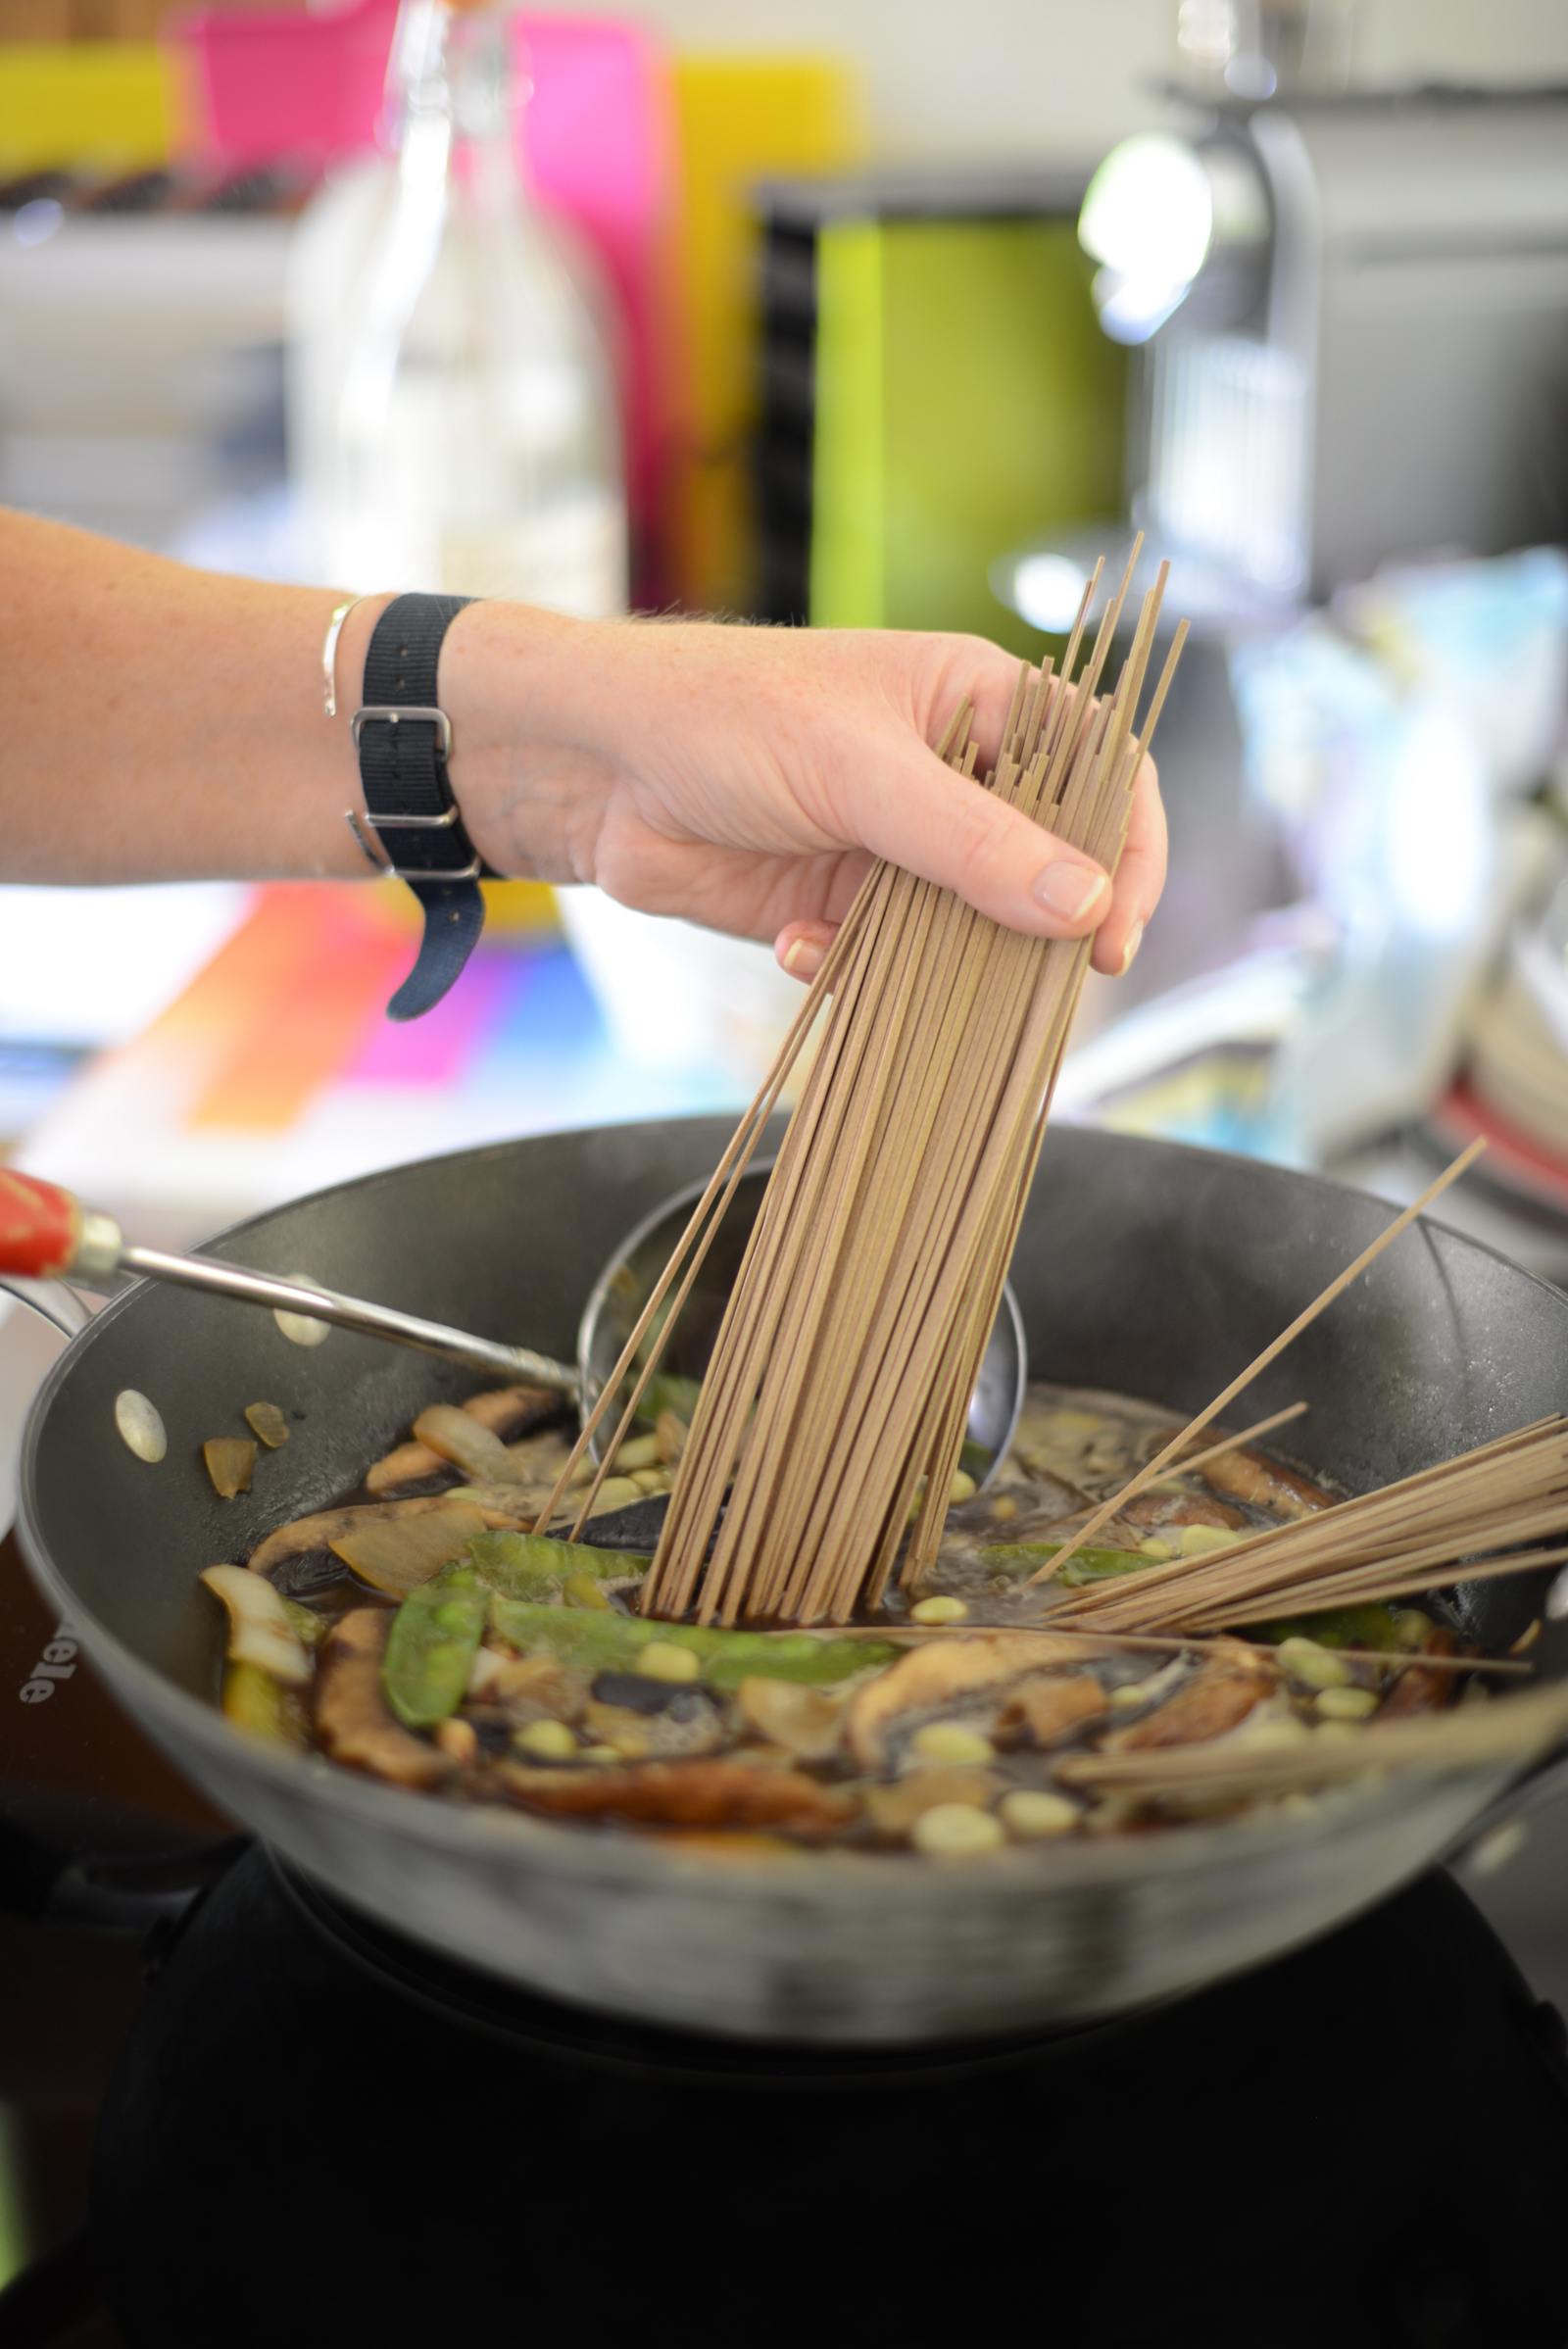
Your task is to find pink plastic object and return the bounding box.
[169,0,404,176]
[515,16,676,571]
[168,3,677,590]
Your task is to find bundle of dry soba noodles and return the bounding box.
[533,547,1185,1626]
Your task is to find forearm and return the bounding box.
[0,509,1164,975]
[0,510,378,881]
[0,511,622,893]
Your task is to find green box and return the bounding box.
[776,187,1124,650]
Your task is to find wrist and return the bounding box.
[436,599,609,884]
[331,591,398,858]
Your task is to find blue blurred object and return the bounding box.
[1062,548,1568,1168]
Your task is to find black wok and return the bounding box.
[16,1119,1568,2042]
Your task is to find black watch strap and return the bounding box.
[353,592,492,1022]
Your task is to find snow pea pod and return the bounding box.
[489,1600,895,1689]
[1248,1602,1402,1651]
[466,1530,649,1602]
[383,1566,488,1729]
[636,1373,702,1427]
[979,1542,1148,1587]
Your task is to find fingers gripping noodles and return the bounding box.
[532,546,1189,1626]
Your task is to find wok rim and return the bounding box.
[12,1120,1557,1916]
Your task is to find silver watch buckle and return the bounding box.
[351,704,454,759]
[344,810,481,884]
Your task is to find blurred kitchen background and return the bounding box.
[0,0,1567,2282]
[0,0,1558,1287]
[1,0,1567,1263]
[1,0,1567,1448]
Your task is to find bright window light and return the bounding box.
[1011,554,1091,634]
[1080,136,1213,289]
[1383,708,1489,942]
[1080,136,1214,346]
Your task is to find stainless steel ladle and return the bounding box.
[0,1162,1027,1484]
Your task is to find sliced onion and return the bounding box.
[328,1497,488,1595]
[248,1493,468,1579]
[413,1404,518,1484]
[205,1438,257,1498]
[201,1563,312,1685]
[245,1401,291,1449]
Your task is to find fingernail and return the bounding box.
[1119,920,1145,977]
[782,936,822,978]
[1031,862,1109,924]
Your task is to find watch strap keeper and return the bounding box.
[352,592,494,1022]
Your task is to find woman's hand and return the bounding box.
[444,607,1165,981]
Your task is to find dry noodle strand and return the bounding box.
[626,550,1180,1625]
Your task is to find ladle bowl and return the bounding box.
[577,1162,1027,1483]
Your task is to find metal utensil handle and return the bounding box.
[0,1274,93,1340]
[121,1247,578,1395]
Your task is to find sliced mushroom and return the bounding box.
[577,1703,653,1759]
[201,1564,312,1686]
[1119,1489,1247,1532]
[1197,1446,1332,1521]
[365,1389,564,1495]
[466,1385,562,1440]
[248,1493,468,1578]
[314,1608,453,1789]
[328,1498,488,1596]
[366,1441,449,1495]
[1379,1627,1459,1719]
[496,1757,854,1835]
[581,1694,727,1760]
[996,1671,1109,1749]
[734,1676,847,1761]
[846,1633,1091,1770]
[474,1651,592,1720]
[1105,1642,1277,1751]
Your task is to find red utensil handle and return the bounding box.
[0,1172,84,1279]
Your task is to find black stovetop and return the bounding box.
[3,1527,1568,2348]
[89,1846,1568,2349]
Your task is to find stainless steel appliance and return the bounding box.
[1081,88,1568,604]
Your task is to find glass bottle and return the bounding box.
[312,0,625,613]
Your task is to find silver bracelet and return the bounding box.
[321,593,372,719]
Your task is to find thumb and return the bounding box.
[848,742,1111,940]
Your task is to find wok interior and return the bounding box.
[23,1118,1568,1709]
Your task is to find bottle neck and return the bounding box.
[386,0,520,196]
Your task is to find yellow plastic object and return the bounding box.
[670,54,863,613]
[0,43,174,173]
[810,217,1127,651]
[479,879,560,935]
[363,877,560,936]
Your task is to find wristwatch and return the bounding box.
[348,592,494,1022]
